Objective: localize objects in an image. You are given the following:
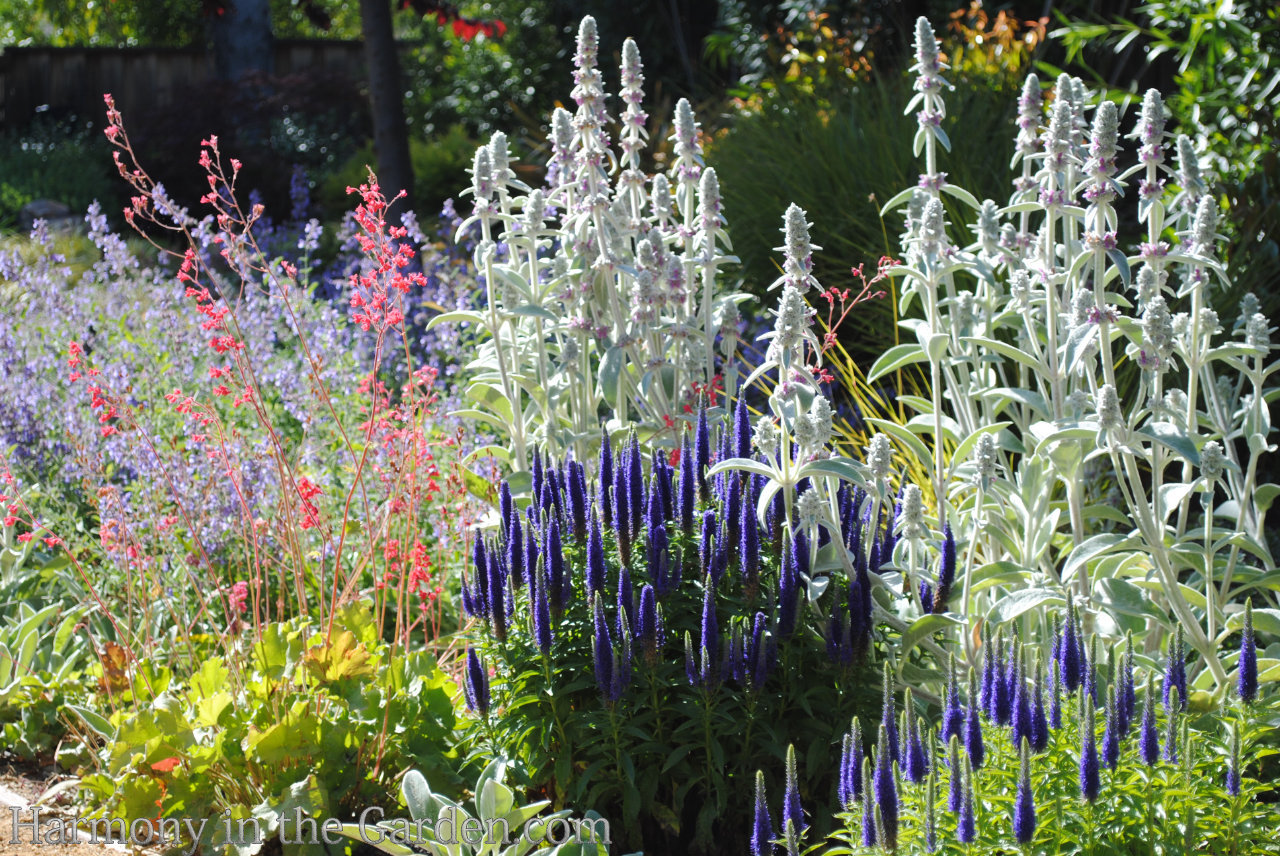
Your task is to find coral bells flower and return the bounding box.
[228,581,249,614]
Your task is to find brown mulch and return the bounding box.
[0,763,124,856]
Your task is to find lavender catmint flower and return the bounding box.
[1079,695,1100,802]
[751,770,774,856]
[874,725,899,851]
[1013,739,1036,845]
[1164,624,1188,712]
[1240,597,1258,703]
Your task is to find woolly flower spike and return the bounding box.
[1013,739,1036,844]
[1245,312,1272,350]
[973,432,997,489]
[1239,597,1258,703]
[470,146,495,203]
[1141,296,1175,368]
[1164,624,1188,712]
[1096,384,1124,437]
[874,726,900,851]
[697,167,725,238]
[918,197,948,257]
[1188,195,1219,256]
[1133,89,1167,150]
[1079,696,1100,802]
[867,433,894,484]
[771,203,821,292]
[1200,440,1227,483]
[1015,73,1042,154]
[1175,135,1206,203]
[914,16,940,74]
[464,647,489,715]
[897,484,927,541]
[751,770,775,856]
[573,16,598,70]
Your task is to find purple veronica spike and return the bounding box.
[700,509,717,578]
[464,647,490,714]
[903,706,927,784]
[881,663,900,765]
[733,395,752,459]
[466,538,488,618]
[783,744,804,839]
[529,452,543,517]
[956,758,976,844]
[506,514,525,591]
[1162,686,1180,764]
[700,575,719,685]
[1061,598,1083,693]
[1163,624,1187,712]
[649,524,672,597]
[838,733,856,808]
[725,473,742,549]
[613,609,633,701]
[1030,658,1049,752]
[545,517,567,614]
[586,511,606,595]
[487,545,509,642]
[740,490,759,588]
[919,580,933,608]
[931,523,956,613]
[613,458,631,565]
[678,430,695,535]
[637,584,658,663]
[991,636,1012,726]
[979,635,995,713]
[1049,660,1063,730]
[653,451,673,521]
[946,736,962,813]
[826,606,845,664]
[1240,598,1258,704]
[646,475,664,542]
[751,770,774,856]
[873,727,899,851]
[729,623,745,683]
[965,667,985,769]
[626,434,644,540]
[844,718,865,804]
[1119,637,1136,733]
[694,402,711,502]
[778,533,800,638]
[860,758,877,848]
[1139,674,1159,766]
[538,474,556,525]
[1101,685,1121,770]
[748,611,769,688]
[1079,697,1100,802]
[1083,637,1099,709]
[598,433,614,524]
[567,459,587,541]
[1012,656,1033,750]
[499,480,514,536]
[531,557,552,653]
[592,599,614,701]
[616,564,634,641]
[684,631,697,686]
[524,525,539,592]
[1013,740,1035,845]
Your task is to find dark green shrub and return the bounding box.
[0,117,123,232]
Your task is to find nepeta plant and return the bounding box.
[439,17,749,473]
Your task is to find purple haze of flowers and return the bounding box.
[464,647,489,714]
[613,455,631,563]
[637,583,659,663]
[1240,598,1258,704]
[506,514,525,592]
[625,433,644,541]
[965,667,985,769]
[873,726,899,851]
[1163,624,1188,712]
[740,483,760,586]
[751,770,774,856]
[1049,661,1063,731]
[1079,697,1100,802]
[1013,740,1036,845]
[487,546,509,642]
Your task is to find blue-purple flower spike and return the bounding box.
[586,511,606,596]
[750,770,774,856]
[532,557,552,653]
[965,667,985,769]
[1101,685,1121,770]
[464,646,490,715]
[733,395,752,459]
[700,574,719,685]
[1079,696,1100,802]
[881,662,900,765]
[545,517,567,614]
[740,486,760,589]
[695,402,711,502]
[1061,596,1083,694]
[946,736,962,813]
[1139,673,1159,766]
[778,533,800,638]
[957,757,975,844]
[592,599,614,701]
[1226,724,1241,796]
[942,654,964,745]
[637,583,658,663]
[903,708,928,784]
[1013,739,1035,845]
[873,726,899,851]
[1163,624,1187,712]
[931,523,956,613]
[616,564,634,641]
[678,429,696,535]
[626,433,644,540]
[1240,597,1258,704]
[598,432,613,524]
[783,743,804,840]
[1030,656,1049,752]
[860,757,877,848]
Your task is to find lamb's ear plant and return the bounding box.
[438,17,749,475]
[856,16,1280,694]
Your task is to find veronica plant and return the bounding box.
[864,17,1279,695]
[437,17,749,475]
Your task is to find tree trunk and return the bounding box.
[358,0,415,224]
[210,0,274,81]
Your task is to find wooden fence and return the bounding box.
[0,40,373,129]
